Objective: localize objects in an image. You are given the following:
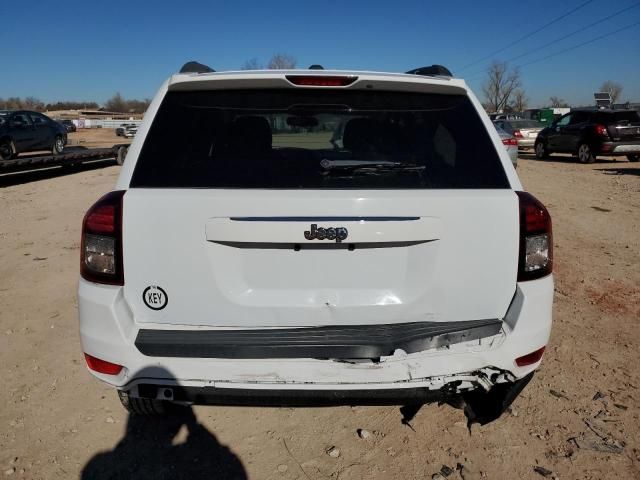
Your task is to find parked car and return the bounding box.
[115,123,138,138]
[123,124,138,138]
[0,110,68,160]
[494,119,544,150]
[115,123,129,137]
[495,125,518,167]
[78,63,553,421]
[58,119,77,133]
[535,109,640,163]
[489,113,523,121]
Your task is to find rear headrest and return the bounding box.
[228,116,272,154]
[343,118,380,152]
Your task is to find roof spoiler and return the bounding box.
[406,65,453,77]
[179,61,215,74]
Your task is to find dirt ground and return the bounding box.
[0,149,639,480]
[67,129,131,149]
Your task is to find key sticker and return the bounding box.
[143,286,168,310]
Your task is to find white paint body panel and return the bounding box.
[121,189,518,327]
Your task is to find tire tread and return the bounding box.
[118,391,168,415]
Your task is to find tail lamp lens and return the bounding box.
[515,346,545,367]
[594,124,608,136]
[524,234,550,272]
[513,130,523,138]
[502,138,518,146]
[516,191,553,281]
[84,234,116,274]
[81,190,125,285]
[84,353,123,375]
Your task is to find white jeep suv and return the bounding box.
[78,62,553,423]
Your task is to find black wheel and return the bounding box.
[534,140,549,159]
[577,143,595,164]
[52,136,65,155]
[116,146,128,166]
[627,154,640,162]
[118,390,170,415]
[0,139,14,160]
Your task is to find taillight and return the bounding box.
[502,138,518,146]
[515,346,545,367]
[513,130,523,138]
[80,190,125,285]
[516,191,552,281]
[84,353,123,375]
[285,75,358,86]
[594,124,608,137]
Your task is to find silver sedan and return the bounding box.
[494,119,544,149]
[495,125,518,167]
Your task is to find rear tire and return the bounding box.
[118,390,170,415]
[116,146,128,166]
[534,140,549,159]
[52,136,65,155]
[0,140,15,160]
[627,154,640,162]
[577,143,595,164]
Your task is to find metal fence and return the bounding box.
[73,119,143,129]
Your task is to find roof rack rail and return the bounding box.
[179,61,215,74]
[308,64,324,70]
[406,65,452,77]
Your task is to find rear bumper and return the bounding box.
[78,275,553,396]
[517,138,536,148]
[598,141,640,155]
[135,319,502,359]
[138,383,455,406]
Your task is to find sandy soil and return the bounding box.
[0,153,638,480]
[66,129,131,149]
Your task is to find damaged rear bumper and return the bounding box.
[124,365,520,406]
[128,370,532,409]
[134,318,503,359]
[78,275,553,401]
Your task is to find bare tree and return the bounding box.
[104,93,149,113]
[599,80,623,103]
[0,96,45,111]
[267,53,297,69]
[241,58,263,70]
[549,96,569,108]
[45,101,99,111]
[482,61,522,113]
[23,97,45,111]
[510,90,528,112]
[105,93,126,112]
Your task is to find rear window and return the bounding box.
[511,120,543,128]
[594,111,640,124]
[130,89,509,189]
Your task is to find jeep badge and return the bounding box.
[304,224,348,243]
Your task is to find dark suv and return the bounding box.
[0,110,68,161]
[534,109,640,163]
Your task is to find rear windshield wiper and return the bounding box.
[320,159,426,174]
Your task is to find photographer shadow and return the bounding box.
[81,404,247,480]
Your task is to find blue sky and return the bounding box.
[1,0,639,107]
